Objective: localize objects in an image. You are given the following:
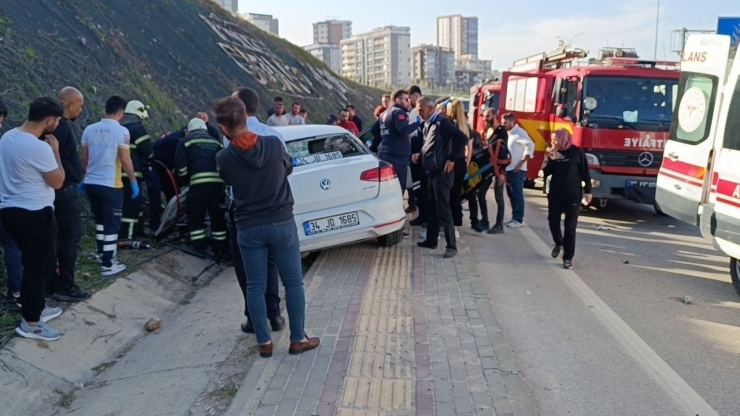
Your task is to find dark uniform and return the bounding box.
[120,114,153,240]
[370,104,420,193]
[174,128,227,254]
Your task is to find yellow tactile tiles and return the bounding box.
[336,243,415,415]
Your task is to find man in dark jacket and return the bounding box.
[369,89,421,194]
[47,87,90,302]
[174,118,228,257]
[413,97,468,258]
[119,100,154,241]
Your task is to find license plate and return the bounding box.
[293,151,343,167]
[626,180,656,188]
[304,212,359,235]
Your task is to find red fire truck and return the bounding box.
[470,46,681,209]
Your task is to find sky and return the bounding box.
[238,0,737,69]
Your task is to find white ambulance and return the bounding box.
[656,33,740,296]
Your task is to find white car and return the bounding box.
[274,125,406,252]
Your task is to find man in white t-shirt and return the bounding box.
[0,97,67,341]
[266,101,290,127]
[285,102,305,125]
[502,113,535,228]
[81,96,138,278]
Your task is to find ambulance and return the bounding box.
[655,33,740,296]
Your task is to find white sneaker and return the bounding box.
[40,307,63,323]
[507,221,523,228]
[101,262,126,277]
[455,231,460,239]
[16,319,62,341]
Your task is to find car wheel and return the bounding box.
[730,258,740,297]
[377,229,403,248]
[653,202,666,216]
[524,179,536,189]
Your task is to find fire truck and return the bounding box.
[470,46,681,210]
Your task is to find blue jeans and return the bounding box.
[506,170,527,223]
[238,219,305,344]
[86,184,124,267]
[0,218,22,294]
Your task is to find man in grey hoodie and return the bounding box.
[213,96,319,358]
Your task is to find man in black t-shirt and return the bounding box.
[483,109,511,235]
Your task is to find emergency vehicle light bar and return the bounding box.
[602,57,681,70]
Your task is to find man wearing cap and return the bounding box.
[119,100,154,241]
[174,118,228,258]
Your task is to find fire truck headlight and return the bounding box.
[591,179,601,188]
[585,153,600,167]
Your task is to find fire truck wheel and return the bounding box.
[524,179,536,189]
[730,258,740,297]
[653,203,665,215]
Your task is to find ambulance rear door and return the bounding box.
[655,34,731,225]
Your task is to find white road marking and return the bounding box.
[519,224,719,416]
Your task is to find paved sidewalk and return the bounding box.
[227,229,538,416]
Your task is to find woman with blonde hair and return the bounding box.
[446,99,475,238]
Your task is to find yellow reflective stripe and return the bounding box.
[190,178,224,185]
[185,138,222,148]
[191,172,220,179]
[129,144,137,149]
[122,172,144,178]
[134,134,151,145]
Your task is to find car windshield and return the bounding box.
[285,133,369,167]
[582,76,678,132]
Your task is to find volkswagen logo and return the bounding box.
[637,152,654,167]
[319,178,331,190]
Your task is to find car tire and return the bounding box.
[730,258,740,297]
[653,202,666,216]
[524,179,536,189]
[377,229,403,248]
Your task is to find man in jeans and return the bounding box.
[414,97,468,258]
[81,96,138,277]
[0,97,66,341]
[501,113,534,228]
[214,96,318,358]
[47,87,91,302]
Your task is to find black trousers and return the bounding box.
[449,158,467,227]
[229,208,281,320]
[120,177,143,240]
[144,167,161,231]
[51,185,83,291]
[1,207,57,322]
[468,179,492,225]
[425,171,456,250]
[548,197,581,261]
[186,183,227,251]
[87,185,124,267]
[410,162,428,222]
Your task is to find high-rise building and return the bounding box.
[313,20,352,45]
[436,15,479,58]
[340,26,411,89]
[243,13,279,36]
[411,44,455,88]
[211,0,238,13]
[304,43,341,73]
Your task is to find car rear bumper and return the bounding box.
[295,187,406,253]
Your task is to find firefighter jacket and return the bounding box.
[120,114,154,180]
[174,129,224,186]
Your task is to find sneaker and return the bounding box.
[443,248,457,258]
[40,306,63,323]
[455,231,460,239]
[101,262,127,278]
[403,230,411,239]
[53,285,92,302]
[506,221,523,228]
[563,260,573,270]
[15,319,62,341]
[551,245,562,258]
[94,254,103,264]
[487,225,504,235]
[2,293,21,309]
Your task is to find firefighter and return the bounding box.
[119,100,154,241]
[174,118,228,257]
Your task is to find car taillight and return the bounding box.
[360,163,397,182]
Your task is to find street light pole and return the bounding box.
[654,0,660,59]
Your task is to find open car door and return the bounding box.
[655,34,732,225]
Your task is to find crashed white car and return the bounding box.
[274,125,406,253]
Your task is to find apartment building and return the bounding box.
[436,15,478,58]
[243,13,279,36]
[313,20,352,45]
[411,44,455,88]
[304,43,341,73]
[340,26,411,89]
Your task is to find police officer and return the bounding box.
[174,118,228,258]
[370,89,421,195]
[119,100,154,241]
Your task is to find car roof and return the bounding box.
[272,125,353,142]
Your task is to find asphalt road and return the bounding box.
[465,189,740,416]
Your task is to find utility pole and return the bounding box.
[654,0,660,59]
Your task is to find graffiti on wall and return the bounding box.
[199,13,350,101]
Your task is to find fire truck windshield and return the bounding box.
[582,76,678,132]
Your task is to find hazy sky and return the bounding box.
[238,0,736,69]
